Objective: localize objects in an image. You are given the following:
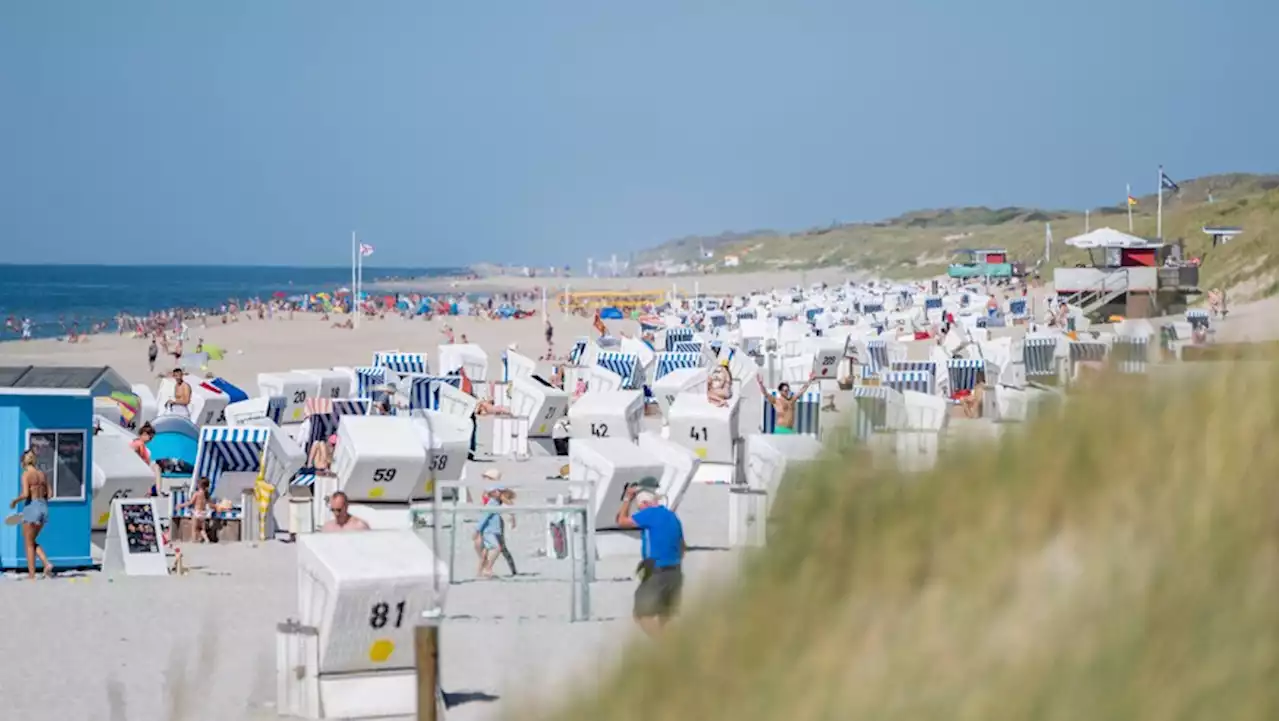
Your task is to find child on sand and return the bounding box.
[176,477,212,543]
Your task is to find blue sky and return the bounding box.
[1,0,1275,267]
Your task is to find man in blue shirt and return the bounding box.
[616,485,686,637]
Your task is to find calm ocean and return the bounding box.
[0,264,461,341]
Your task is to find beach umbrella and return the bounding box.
[109,391,140,426]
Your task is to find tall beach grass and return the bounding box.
[537,364,1278,721]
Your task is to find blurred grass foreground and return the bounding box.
[543,364,1278,721]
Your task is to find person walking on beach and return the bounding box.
[615,486,685,638]
[167,368,192,419]
[757,371,817,434]
[322,491,370,532]
[10,450,54,580]
[175,477,212,543]
[544,319,555,359]
[147,339,159,372]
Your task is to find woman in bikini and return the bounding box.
[10,450,54,579]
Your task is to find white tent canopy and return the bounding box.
[1063,227,1160,249]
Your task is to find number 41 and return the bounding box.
[689,426,709,442]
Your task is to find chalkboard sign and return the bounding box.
[102,498,170,577]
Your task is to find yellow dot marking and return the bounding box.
[537,424,547,435]
[97,512,111,525]
[368,487,385,499]
[369,639,394,663]
[695,447,707,459]
[424,481,434,494]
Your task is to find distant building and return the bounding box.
[723,255,740,267]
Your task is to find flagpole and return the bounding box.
[1157,165,1164,240]
[356,243,363,330]
[1126,183,1133,232]
[351,231,357,320]
[1084,209,1090,233]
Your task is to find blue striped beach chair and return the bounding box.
[354,366,387,399]
[303,398,370,447]
[865,340,890,372]
[374,352,428,375]
[654,351,703,381]
[408,376,463,411]
[186,426,269,521]
[851,386,893,440]
[736,308,757,320]
[924,296,943,310]
[883,370,935,395]
[665,327,695,352]
[1186,309,1210,330]
[861,302,885,314]
[673,340,703,354]
[1111,336,1149,374]
[289,473,317,490]
[1008,299,1028,317]
[761,389,821,435]
[1068,341,1109,364]
[568,338,589,365]
[1023,337,1057,378]
[595,351,641,390]
[946,359,987,393]
[263,396,288,425]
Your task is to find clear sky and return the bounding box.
[1,1,1275,267]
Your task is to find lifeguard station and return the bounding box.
[0,365,134,571]
[276,530,450,719]
[567,390,643,442]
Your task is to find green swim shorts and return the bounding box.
[773,425,796,434]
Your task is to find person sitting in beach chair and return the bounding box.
[706,359,734,408]
[307,435,337,476]
[166,368,192,418]
[757,372,817,434]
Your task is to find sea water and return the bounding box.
[0,264,462,340]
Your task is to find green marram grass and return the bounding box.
[533,363,1278,721]
[640,173,1279,300]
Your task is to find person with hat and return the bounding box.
[476,468,518,577]
[615,485,686,637]
[706,358,734,408]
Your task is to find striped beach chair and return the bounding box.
[1111,336,1149,374]
[924,296,943,310]
[761,389,822,435]
[861,301,885,314]
[408,376,463,411]
[1008,299,1028,318]
[264,396,288,425]
[354,366,387,399]
[946,358,987,393]
[1186,309,1210,330]
[654,351,703,381]
[595,351,641,390]
[170,487,243,522]
[289,473,317,489]
[302,398,370,447]
[1023,337,1057,378]
[736,308,757,320]
[374,352,428,375]
[673,340,703,354]
[865,340,890,372]
[851,385,893,440]
[568,338,589,365]
[193,425,269,492]
[665,327,695,352]
[883,370,935,395]
[1068,340,1109,364]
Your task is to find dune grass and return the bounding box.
[535,364,1278,721]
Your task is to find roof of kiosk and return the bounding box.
[1063,227,1163,250]
[0,365,132,397]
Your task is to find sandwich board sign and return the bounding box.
[102,498,171,577]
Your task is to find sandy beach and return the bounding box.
[369,268,864,298]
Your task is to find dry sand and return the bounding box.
[370,268,862,297]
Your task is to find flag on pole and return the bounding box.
[1127,195,1138,206]
[1160,171,1179,193]
[359,243,375,257]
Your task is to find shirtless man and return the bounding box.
[757,371,818,434]
[167,368,192,418]
[321,491,370,532]
[706,359,734,407]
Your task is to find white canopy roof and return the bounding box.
[1063,227,1161,249]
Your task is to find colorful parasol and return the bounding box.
[108,391,140,425]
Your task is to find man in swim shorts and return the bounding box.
[757,371,817,434]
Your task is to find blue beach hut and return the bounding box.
[0,365,133,571]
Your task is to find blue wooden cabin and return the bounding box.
[0,366,132,571]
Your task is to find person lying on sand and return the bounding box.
[331,317,354,329]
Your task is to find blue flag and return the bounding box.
[1160,171,1180,193]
